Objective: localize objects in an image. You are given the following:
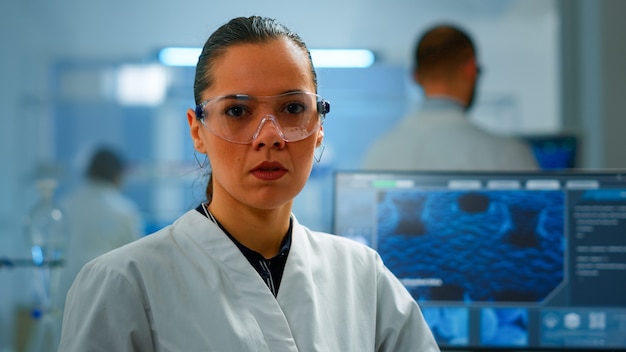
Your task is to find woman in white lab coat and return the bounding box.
[58,16,440,351]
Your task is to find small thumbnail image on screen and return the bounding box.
[376,189,565,303]
[481,307,529,346]
[422,306,469,346]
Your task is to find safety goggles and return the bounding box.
[195,91,330,144]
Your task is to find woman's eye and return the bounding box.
[225,105,246,118]
[285,103,306,114]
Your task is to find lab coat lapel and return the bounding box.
[184,210,300,352]
[276,216,330,351]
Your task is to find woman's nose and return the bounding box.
[252,115,286,148]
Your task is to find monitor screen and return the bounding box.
[522,134,579,170]
[333,170,626,350]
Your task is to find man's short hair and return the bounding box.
[414,24,476,79]
[86,147,125,183]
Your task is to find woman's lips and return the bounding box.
[251,162,287,181]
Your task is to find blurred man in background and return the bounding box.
[362,24,538,170]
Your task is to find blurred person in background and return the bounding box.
[363,24,538,170]
[56,146,143,309]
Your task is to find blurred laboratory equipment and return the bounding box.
[20,177,68,352]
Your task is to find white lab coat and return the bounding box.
[58,209,439,352]
[56,180,143,309]
[362,99,538,171]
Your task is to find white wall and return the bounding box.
[559,0,626,168]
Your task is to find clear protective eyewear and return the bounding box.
[195,91,330,144]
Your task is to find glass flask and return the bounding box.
[22,177,69,352]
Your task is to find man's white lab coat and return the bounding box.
[362,99,538,171]
[57,180,143,308]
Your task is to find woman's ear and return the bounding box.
[187,108,206,153]
[316,126,324,148]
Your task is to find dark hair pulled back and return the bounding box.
[193,16,317,105]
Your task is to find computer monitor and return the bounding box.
[333,170,626,350]
[522,134,579,170]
